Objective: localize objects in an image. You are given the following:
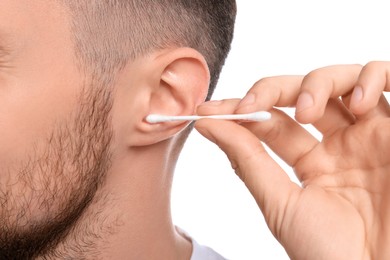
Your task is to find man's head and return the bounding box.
[64,0,236,99]
[0,0,236,258]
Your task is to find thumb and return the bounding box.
[195,119,301,233]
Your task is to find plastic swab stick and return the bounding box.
[146,111,271,124]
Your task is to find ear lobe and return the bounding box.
[131,48,210,146]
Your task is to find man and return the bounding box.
[0,0,236,259]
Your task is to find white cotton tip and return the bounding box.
[246,111,272,121]
[145,114,169,124]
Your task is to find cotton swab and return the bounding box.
[146,111,271,124]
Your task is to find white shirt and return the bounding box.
[190,238,228,260]
[176,227,228,260]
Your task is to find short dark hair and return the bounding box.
[61,0,237,99]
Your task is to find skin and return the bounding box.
[0,1,118,258]
[196,61,390,259]
[0,1,210,259]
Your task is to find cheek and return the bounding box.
[0,70,81,173]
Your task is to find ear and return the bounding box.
[116,47,210,147]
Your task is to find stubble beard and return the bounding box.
[0,84,114,259]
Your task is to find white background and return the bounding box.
[172,1,390,259]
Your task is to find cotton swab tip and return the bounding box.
[145,114,166,124]
[248,111,272,121]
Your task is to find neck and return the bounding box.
[47,138,192,260]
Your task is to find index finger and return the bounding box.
[235,76,304,114]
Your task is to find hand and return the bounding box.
[195,62,390,260]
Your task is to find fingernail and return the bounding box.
[200,100,223,107]
[296,92,314,113]
[238,93,255,107]
[351,86,363,106]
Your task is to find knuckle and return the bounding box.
[228,154,246,181]
[255,76,276,86]
[230,158,243,179]
[261,118,282,144]
[252,77,280,92]
[250,77,282,102]
[364,61,383,70]
[347,63,364,70]
[228,141,265,183]
[301,70,329,94]
[303,64,364,90]
[371,118,390,144]
[303,68,331,85]
[220,98,242,110]
[360,61,383,77]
